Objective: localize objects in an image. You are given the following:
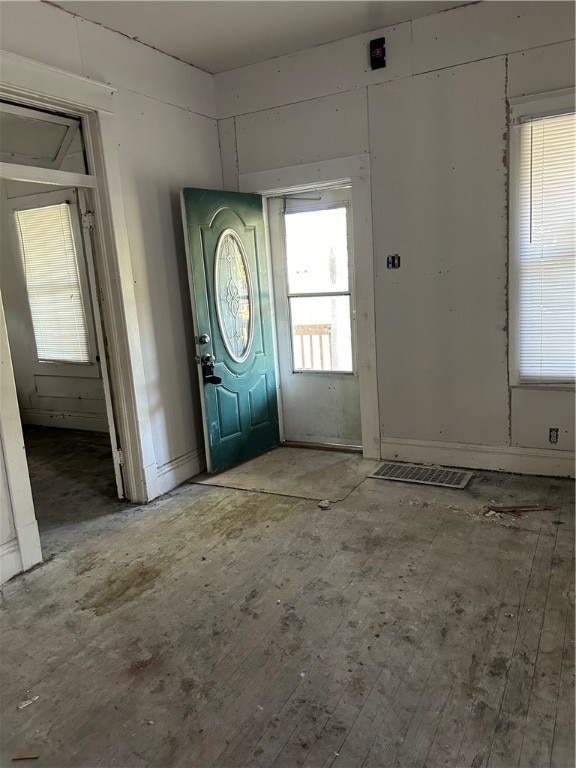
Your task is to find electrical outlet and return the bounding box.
[549,427,559,444]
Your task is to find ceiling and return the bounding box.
[51,1,471,74]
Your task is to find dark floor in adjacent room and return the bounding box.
[22,425,132,529]
[1,446,574,768]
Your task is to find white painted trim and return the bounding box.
[78,189,125,496]
[261,198,285,443]
[83,110,157,502]
[0,162,97,188]
[20,410,109,433]
[239,154,380,460]
[156,447,206,496]
[0,539,23,585]
[239,155,370,198]
[509,88,575,123]
[381,437,575,478]
[284,434,361,449]
[0,52,115,112]
[0,297,42,579]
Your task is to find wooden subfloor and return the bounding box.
[0,462,574,768]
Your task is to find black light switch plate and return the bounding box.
[370,37,386,70]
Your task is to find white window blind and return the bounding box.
[516,111,576,382]
[14,202,91,363]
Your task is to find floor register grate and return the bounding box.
[368,462,472,489]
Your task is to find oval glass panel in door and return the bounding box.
[214,229,253,362]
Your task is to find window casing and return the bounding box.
[509,91,575,387]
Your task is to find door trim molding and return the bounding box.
[0,52,156,503]
[0,162,97,188]
[239,155,381,459]
[0,298,42,582]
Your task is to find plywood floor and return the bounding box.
[0,456,573,768]
[194,446,380,501]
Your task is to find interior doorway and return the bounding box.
[268,185,361,448]
[0,100,124,533]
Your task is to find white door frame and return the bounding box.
[1,296,43,583]
[239,155,381,459]
[0,51,157,503]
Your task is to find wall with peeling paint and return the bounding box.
[216,1,575,475]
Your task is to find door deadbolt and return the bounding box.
[201,353,221,385]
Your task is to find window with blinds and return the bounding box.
[14,202,91,364]
[514,111,575,383]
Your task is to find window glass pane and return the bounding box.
[0,105,87,172]
[516,112,576,381]
[59,128,88,174]
[214,230,253,361]
[285,207,349,293]
[0,112,68,162]
[14,203,91,363]
[290,296,353,372]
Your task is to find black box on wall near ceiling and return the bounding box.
[370,37,386,70]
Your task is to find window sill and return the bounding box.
[510,382,575,392]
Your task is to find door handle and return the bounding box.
[201,353,222,385]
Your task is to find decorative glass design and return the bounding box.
[214,229,253,361]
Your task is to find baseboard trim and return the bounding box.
[380,438,575,478]
[21,410,109,433]
[156,447,206,496]
[0,539,23,585]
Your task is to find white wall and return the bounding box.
[215,1,575,476]
[0,1,223,495]
[370,56,509,447]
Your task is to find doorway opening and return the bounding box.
[267,185,361,450]
[0,100,126,535]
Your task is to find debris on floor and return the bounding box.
[11,756,39,762]
[318,500,331,510]
[484,503,558,518]
[16,697,39,711]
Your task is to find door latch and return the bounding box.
[201,353,222,385]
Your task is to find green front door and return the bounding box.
[181,188,280,473]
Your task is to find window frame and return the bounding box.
[0,101,81,170]
[508,89,575,390]
[281,187,357,374]
[8,187,101,378]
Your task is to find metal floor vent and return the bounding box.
[369,462,472,489]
